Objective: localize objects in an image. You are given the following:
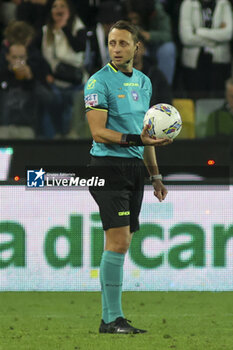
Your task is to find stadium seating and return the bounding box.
[195,98,224,138]
[172,98,195,139]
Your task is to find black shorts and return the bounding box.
[88,156,145,232]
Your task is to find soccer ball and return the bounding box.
[143,103,182,139]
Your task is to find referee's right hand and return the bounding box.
[140,125,173,146]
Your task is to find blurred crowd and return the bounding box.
[0,0,233,139]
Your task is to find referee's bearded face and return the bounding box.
[108,29,137,71]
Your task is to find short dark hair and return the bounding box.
[109,20,139,44]
[4,21,35,46]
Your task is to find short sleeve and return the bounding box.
[143,75,152,103]
[84,76,108,112]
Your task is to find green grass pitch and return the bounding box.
[0,292,232,350]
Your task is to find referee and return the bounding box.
[84,20,172,334]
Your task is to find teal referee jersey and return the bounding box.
[84,62,152,159]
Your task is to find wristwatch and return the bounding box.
[150,174,162,182]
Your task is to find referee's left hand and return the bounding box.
[152,180,168,202]
[141,125,173,146]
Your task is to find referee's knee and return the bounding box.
[115,243,130,254]
[105,227,132,254]
[106,241,130,254]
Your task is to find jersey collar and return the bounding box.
[108,61,118,72]
[108,61,133,77]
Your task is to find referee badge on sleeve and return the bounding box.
[87,79,96,89]
[85,94,99,108]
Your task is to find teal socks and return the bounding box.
[100,250,125,323]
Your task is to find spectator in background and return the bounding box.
[133,34,172,106]
[1,21,50,83]
[0,43,38,138]
[179,0,233,99]
[0,20,56,138]
[40,0,88,137]
[206,78,233,137]
[124,0,176,85]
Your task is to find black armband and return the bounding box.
[120,133,144,147]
